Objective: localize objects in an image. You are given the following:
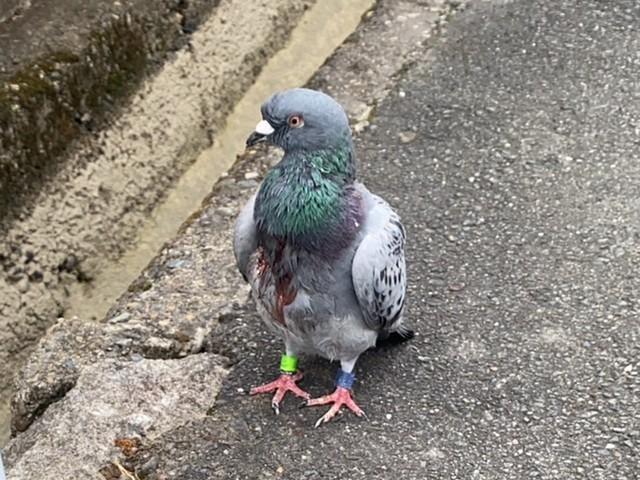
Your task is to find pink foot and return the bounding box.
[306,386,366,427]
[250,372,310,414]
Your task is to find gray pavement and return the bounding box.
[129,1,640,478]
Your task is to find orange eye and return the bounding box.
[288,115,304,128]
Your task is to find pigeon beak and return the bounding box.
[246,119,275,147]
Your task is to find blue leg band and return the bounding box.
[335,369,356,390]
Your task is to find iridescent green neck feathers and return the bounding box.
[254,144,355,242]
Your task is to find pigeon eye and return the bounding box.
[288,115,304,128]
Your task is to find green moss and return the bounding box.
[0,50,82,218]
[0,51,80,104]
[83,15,148,105]
[0,12,157,226]
[127,277,153,293]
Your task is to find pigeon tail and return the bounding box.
[374,328,415,349]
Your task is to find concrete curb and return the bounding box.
[0,0,219,225]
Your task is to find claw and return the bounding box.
[314,414,327,429]
[305,386,365,427]
[250,372,310,414]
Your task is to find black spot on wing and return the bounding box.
[390,218,406,241]
[355,212,407,332]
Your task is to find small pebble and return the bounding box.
[448,283,465,292]
[17,277,29,293]
[398,131,417,143]
[111,312,131,323]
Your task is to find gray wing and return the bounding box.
[351,196,407,332]
[233,194,258,281]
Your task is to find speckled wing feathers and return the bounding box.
[233,194,258,281]
[351,194,407,332]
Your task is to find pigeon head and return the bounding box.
[246,88,352,153]
[251,89,359,245]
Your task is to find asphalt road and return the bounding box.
[132,1,640,478]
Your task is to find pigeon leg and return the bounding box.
[250,353,310,414]
[306,359,365,427]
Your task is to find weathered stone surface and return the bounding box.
[0,0,28,25]
[7,144,280,438]
[10,300,231,435]
[6,354,227,479]
[0,0,218,224]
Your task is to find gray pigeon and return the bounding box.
[234,88,410,427]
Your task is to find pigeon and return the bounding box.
[234,88,411,427]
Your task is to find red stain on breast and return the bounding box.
[256,247,269,283]
[255,243,297,326]
[275,273,296,325]
[274,240,296,325]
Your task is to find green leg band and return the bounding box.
[280,354,298,374]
